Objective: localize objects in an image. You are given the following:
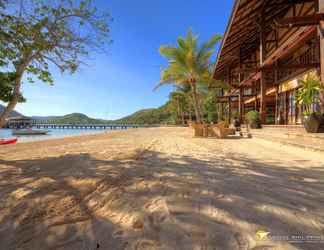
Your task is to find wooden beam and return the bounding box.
[263,62,320,70]
[278,13,324,28]
[263,26,316,66]
[235,63,320,74]
[267,0,314,8]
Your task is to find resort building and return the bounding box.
[214,0,324,125]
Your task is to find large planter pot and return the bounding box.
[303,113,324,133]
[193,123,208,137]
[233,118,241,131]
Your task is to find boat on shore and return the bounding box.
[12,129,49,136]
[0,138,18,145]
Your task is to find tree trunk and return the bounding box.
[0,63,27,128]
[176,98,181,124]
[181,111,185,125]
[190,81,202,123]
[197,94,204,122]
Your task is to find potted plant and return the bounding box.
[296,72,324,133]
[245,110,262,129]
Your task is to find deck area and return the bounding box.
[249,125,324,152]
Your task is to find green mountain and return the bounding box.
[115,104,172,125]
[17,104,173,125]
[34,113,111,124]
[0,104,23,117]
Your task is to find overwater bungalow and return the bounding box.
[214,0,324,125]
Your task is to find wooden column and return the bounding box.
[238,47,243,123]
[254,83,258,110]
[275,87,279,125]
[220,103,224,121]
[228,97,232,124]
[259,12,267,124]
[239,88,244,123]
[319,0,324,112]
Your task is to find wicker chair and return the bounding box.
[210,122,235,139]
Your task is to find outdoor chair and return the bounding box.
[210,122,236,139]
[187,120,195,128]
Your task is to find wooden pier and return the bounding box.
[32,123,140,130]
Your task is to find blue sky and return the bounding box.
[10,0,234,120]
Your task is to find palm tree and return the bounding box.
[156,29,222,123]
[169,91,188,125]
[296,72,323,115]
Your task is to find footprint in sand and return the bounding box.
[234,232,250,250]
[112,229,127,239]
[132,239,157,250]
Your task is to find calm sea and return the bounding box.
[0,128,108,142]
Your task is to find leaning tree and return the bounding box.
[0,0,112,127]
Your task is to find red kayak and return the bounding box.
[0,138,18,145]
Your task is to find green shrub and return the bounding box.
[207,111,218,124]
[245,110,261,128]
[296,72,323,116]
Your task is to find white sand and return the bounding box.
[0,127,323,250]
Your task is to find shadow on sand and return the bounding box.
[0,148,323,250]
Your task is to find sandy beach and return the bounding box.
[0,127,324,250]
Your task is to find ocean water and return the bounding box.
[0,128,108,142]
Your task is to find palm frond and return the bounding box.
[159,46,177,59]
[177,37,189,52]
[201,34,222,51]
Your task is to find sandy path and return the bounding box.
[0,127,323,250]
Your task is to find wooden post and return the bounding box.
[319,0,324,112]
[238,47,243,123]
[259,11,267,124]
[220,103,224,121]
[228,97,232,124]
[275,87,279,125]
[254,83,258,110]
[239,88,244,123]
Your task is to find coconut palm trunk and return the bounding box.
[190,81,202,123]
[176,98,181,124]
[181,111,185,125]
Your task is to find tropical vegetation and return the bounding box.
[245,110,261,129]
[156,29,226,124]
[296,72,324,116]
[0,0,112,127]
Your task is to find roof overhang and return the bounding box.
[213,0,296,79]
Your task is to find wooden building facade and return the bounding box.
[214,0,324,125]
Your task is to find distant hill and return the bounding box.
[1,104,172,125]
[115,104,172,125]
[33,113,112,124]
[0,104,24,117]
